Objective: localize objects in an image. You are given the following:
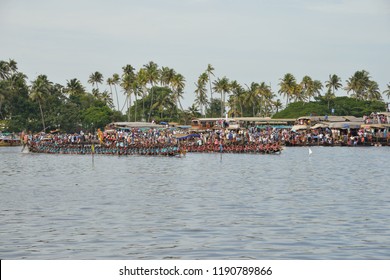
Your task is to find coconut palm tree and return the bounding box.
[101,90,114,108]
[273,99,283,114]
[0,59,18,81]
[206,64,215,101]
[384,83,390,99]
[150,87,175,119]
[121,73,135,121]
[130,78,141,121]
[8,59,18,75]
[194,78,208,116]
[0,60,10,80]
[260,82,275,117]
[144,61,160,121]
[30,75,52,131]
[106,77,114,107]
[301,76,323,102]
[136,68,148,121]
[278,73,297,106]
[229,80,243,117]
[122,64,135,76]
[0,90,5,119]
[7,72,27,91]
[213,76,230,117]
[92,88,100,99]
[312,80,323,99]
[325,74,342,97]
[110,73,120,111]
[187,104,201,119]
[171,73,185,111]
[160,66,176,87]
[120,66,136,116]
[301,76,313,102]
[366,80,382,101]
[292,83,305,102]
[88,71,103,91]
[345,70,371,100]
[65,78,85,96]
[245,82,260,116]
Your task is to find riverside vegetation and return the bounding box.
[1,59,389,133]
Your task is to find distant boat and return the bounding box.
[309,148,313,155]
[0,133,22,147]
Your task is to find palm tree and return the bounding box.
[292,83,305,102]
[260,82,275,117]
[229,80,243,117]
[30,75,52,131]
[111,73,121,111]
[144,61,160,121]
[136,68,148,120]
[122,64,135,76]
[101,90,114,108]
[384,83,390,99]
[213,76,230,117]
[65,78,85,96]
[0,59,18,81]
[206,64,215,101]
[120,66,136,116]
[245,82,260,116]
[187,104,201,119]
[278,73,297,106]
[345,70,371,100]
[8,59,18,75]
[88,71,103,91]
[301,76,314,102]
[0,90,5,119]
[197,72,209,114]
[92,88,100,99]
[273,99,283,114]
[194,78,208,116]
[0,60,10,80]
[160,67,176,87]
[106,77,114,107]
[325,74,342,97]
[366,81,382,101]
[150,88,175,119]
[171,73,186,111]
[8,72,27,91]
[312,80,323,99]
[121,73,135,121]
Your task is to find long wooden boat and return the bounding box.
[27,142,182,156]
[0,134,22,146]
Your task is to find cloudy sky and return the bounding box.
[1,0,389,109]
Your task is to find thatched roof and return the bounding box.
[108,122,165,128]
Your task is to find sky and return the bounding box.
[1,0,389,110]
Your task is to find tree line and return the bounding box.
[1,58,389,132]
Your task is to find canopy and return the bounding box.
[311,123,329,129]
[329,122,363,129]
[291,124,308,131]
[361,124,387,129]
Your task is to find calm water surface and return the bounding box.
[1,146,389,259]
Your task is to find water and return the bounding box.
[1,146,389,259]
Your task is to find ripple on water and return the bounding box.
[1,146,390,259]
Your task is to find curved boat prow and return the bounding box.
[21,144,30,153]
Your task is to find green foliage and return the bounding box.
[273,96,386,118]
[1,59,388,132]
[82,105,112,131]
[205,98,222,117]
